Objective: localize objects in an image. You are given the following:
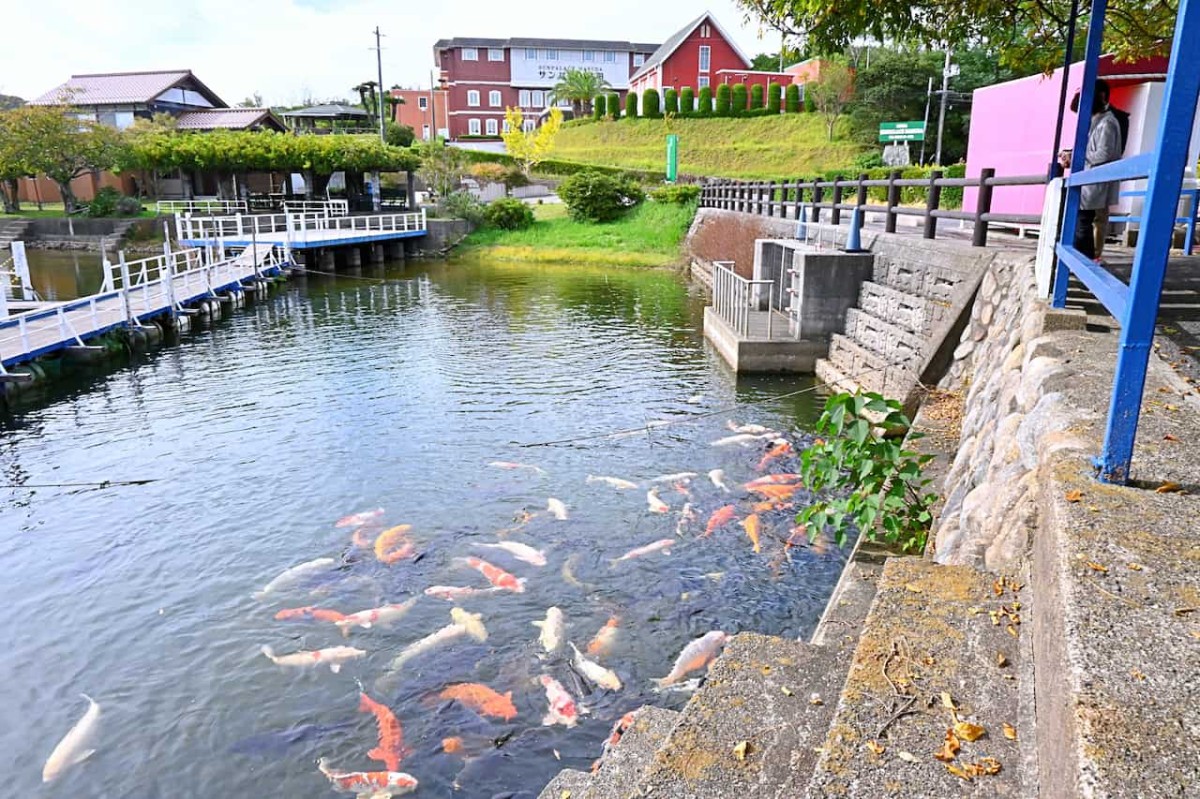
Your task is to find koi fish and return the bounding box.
[442,736,464,755]
[750,484,799,502]
[532,606,565,654]
[454,557,526,593]
[561,553,592,591]
[751,500,793,513]
[374,525,414,565]
[359,692,409,771]
[336,508,384,529]
[651,472,698,483]
[274,606,348,622]
[253,557,337,600]
[488,461,547,476]
[653,631,728,687]
[586,616,619,658]
[424,585,503,601]
[742,514,762,553]
[42,694,100,783]
[757,440,793,471]
[439,682,519,721]
[547,498,569,521]
[707,469,731,492]
[570,642,622,690]
[335,598,418,636]
[647,488,670,514]
[592,711,637,771]
[703,505,738,537]
[385,608,487,673]
[613,538,675,563]
[672,480,693,498]
[540,674,585,727]
[686,394,705,405]
[587,475,639,490]
[317,758,418,797]
[497,509,536,537]
[260,644,366,674]
[711,433,773,447]
[675,502,697,537]
[744,474,802,489]
[475,540,546,567]
[726,421,775,435]
[351,526,376,549]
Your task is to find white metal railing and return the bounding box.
[712,260,778,339]
[281,199,350,217]
[102,248,203,292]
[156,198,249,215]
[175,210,426,244]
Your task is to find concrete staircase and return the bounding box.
[0,218,32,248]
[537,557,1036,799]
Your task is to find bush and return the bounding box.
[385,122,415,148]
[853,150,885,170]
[750,84,764,110]
[558,170,645,223]
[804,92,817,113]
[470,162,509,185]
[714,84,731,116]
[483,197,534,230]
[731,84,749,116]
[767,83,783,114]
[624,91,638,118]
[438,190,486,225]
[85,187,142,218]
[785,84,801,113]
[663,88,679,116]
[697,86,713,116]
[593,95,605,120]
[648,184,700,205]
[643,89,661,118]
[116,196,144,216]
[679,87,694,116]
[607,93,620,119]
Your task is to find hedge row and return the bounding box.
[459,148,664,182]
[595,82,812,120]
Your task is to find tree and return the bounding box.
[415,138,465,197]
[353,81,380,118]
[750,52,784,72]
[664,88,679,116]
[731,84,749,116]
[606,93,620,120]
[624,91,638,118]
[20,106,125,213]
[551,68,611,118]
[0,94,24,111]
[593,94,606,120]
[385,122,415,147]
[768,82,783,114]
[697,86,714,116]
[643,89,661,118]
[809,61,855,140]
[501,106,563,175]
[0,108,36,212]
[784,83,801,113]
[750,84,765,110]
[237,92,264,108]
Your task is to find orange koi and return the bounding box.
[359,692,409,772]
[586,616,620,658]
[749,484,799,502]
[317,758,417,795]
[744,474,802,489]
[757,440,793,471]
[454,556,526,593]
[351,525,376,549]
[741,514,762,553]
[374,525,414,564]
[442,736,464,755]
[784,524,808,552]
[273,606,346,622]
[703,505,738,537]
[592,711,637,772]
[439,682,519,721]
[335,508,384,529]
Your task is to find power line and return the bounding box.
[2,479,158,490]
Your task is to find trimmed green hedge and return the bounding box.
[679,87,695,115]
[731,84,748,116]
[624,91,638,118]
[593,96,605,120]
[607,93,620,120]
[697,86,713,116]
[746,164,969,210]
[714,84,731,116]
[643,88,661,118]
[664,88,679,116]
[750,84,764,110]
[785,84,801,113]
[767,83,782,114]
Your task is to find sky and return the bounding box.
[0,0,785,106]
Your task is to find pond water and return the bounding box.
[0,253,843,798]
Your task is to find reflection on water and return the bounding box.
[1,247,107,301]
[0,255,840,798]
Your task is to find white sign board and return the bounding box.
[510,55,630,89]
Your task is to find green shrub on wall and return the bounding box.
[768,83,783,114]
[593,95,605,120]
[714,84,731,116]
[784,84,801,113]
[649,184,700,205]
[749,84,764,110]
[731,84,748,116]
[664,88,679,116]
[643,88,661,118]
[804,92,817,113]
[697,86,713,116]
[679,87,694,116]
[624,91,638,118]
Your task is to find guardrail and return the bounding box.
[712,260,779,338]
[700,170,1049,248]
[1111,188,1197,256]
[175,210,427,244]
[281,199,350,217]
[156,199,249,215]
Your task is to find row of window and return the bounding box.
[460,47,645,67]
[466,118,537,136]
[464,89,572,109]
[466,89,504,107]
[461,47,506,62]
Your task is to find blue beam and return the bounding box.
[1063,152,1154,187]
[1054,242,1130,321]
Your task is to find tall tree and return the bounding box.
[0,108,36,212]
[502,107,564,175]
[809,61,855,141]
[550,68,611,118]
[20,106,125,213]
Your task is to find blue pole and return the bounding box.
[1053,0,1109,309]
[1097,0,1200,483]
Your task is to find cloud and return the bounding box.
[0,0,783,107]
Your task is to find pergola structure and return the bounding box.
[281,103,373,134]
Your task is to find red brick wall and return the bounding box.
[658,23,748,93]
[392,89,449,138]
[17,172,135,204]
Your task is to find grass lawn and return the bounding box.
[4,201,159,219]
[551,115,864,180]
[460,201,696,267]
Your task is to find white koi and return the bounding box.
[540,674,586,727]
[385,608,487,673]
[708,469,731,492]
[318,757,419,797]
[586,475,640,490]
[570,642,622,690]
[651,677,703,695]
[260,644,366,674]
[424,585,503,601]
[475,540,547,567]
[547,498,569,521]
[650,472,699,483]
[488,461,547,476]
[686,395,705,405]
[647,488,670,514]
[42,694,100,783]
[532,606,565,654]
[726,421,776,436]
[653,631,728,687]
[253,557,337,600]
[334,598,418,636]
[613,538,676,563]
[710,433,775,447]
[675,502,697,537]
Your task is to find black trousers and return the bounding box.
[1074,209,1097,259]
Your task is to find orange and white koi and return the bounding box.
[317,758,418,797]
[586,616,620,658]
[612,538,675,563]
[274,606,348,623]
[675,502,697,537]
[547,497,569,521]
[741,514,762,553]
[374,525,414,565]
[439,682,519,721]
[539,674,585,728]
[253,557,337,601]
[454,556,527,593]
[647,488,670,514]
[711,433,773,447]
[570,642,622,690]
[442,736,465,755]
[351,526,376,549]
[707,469,731,492]
[475,540,546,567]
[488,461,547,476]
[41,694,100,783]
[749,484,799,502]
[335,508,384,529]
[592,711,637,772]
[703,505,738,537]
[424,585,503,602]
[334,598,418,636]
[653,631,728,686]
[532,606,565,654]
[751,500,794,514]
[260,644,365,674]
[587,475,639,490]
[672,480,693,498]
[744,474,802,489]
[359,692,409,771]
[757,440,793,471]
[385,608,487,673]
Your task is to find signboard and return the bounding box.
[879,121,926,142]
[510,55,630,89]
[666,134,679,182]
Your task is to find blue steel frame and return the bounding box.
[1051,0,1200,483]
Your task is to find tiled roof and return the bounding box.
[630,12,751,83]
[280,103,369,118]
[30,70,223,107]
[174,108,285,131]
[434,36,659,52]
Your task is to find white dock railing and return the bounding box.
[282,199,350,216]
[175,210,426,245]
[0,242,37,319]
[156,198,249,215]
[712,260,778,339]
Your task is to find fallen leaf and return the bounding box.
[905,583,924,594]
[898,751,921,764]
[922,655,937,666]
[1130,669,1146,681]
[1002,722,1018,741]
[992,578,1004,597]
[1164,434,1180,442]
[781,686,794,697]
[935,728,961,762]
[978,757,1003,775]
[809,693,823,706]
[733,741,750,761]
[946,763,973,782]
[996,651,1009,668]
[989,610,1003,626]
[968,606,985,616]
[1156,481,1183,494]
[1006,624,1020,638]
[1128,563,1144,571]
[1176,607,1198,617]
[1165,404,1180,412]
[954,721,986,742]
[1086,561,1109,573]
[1065,489,1084,503]
[940,691,957,711]
[1189,631,1200,640]
[866,740,886,755]
[560,792,571,799]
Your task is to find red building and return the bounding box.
[391,88,449,141]
[628,12,751,98]
[432,37,659,140]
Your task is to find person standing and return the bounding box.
[1059,79,1124,261]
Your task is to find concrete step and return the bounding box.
[844,308,930,369]
[806,557,1029,798]
[858,282,952,339]
[0,218,32,246]
[539,768,592,798]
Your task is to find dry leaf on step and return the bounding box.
[733,741,749,761]
[954,721,986,742]
[995,651,1009,668]
[940,692,957,711]
[1002,723,1018,741]
[866,740,886,755]
[1065,489,1084,503]
[1156,481,1183,494]
[898,751,921,764]
[946,763,973,782]
[1086,561,1109,573]
[935,729,961,762]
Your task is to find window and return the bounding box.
[422,124,430,140]
[468,118,481,135]
[698,75,710,88]
[462,47,478,61]
[467,90,480,107]
[545,49,558,60]
[699,45,711,72]
[583,50,594,62]
[488,48,504,61]
[633,54,645,67]
[531,90,545,107]
[701,23,711,38]
[526,48,538,60]
[519,89,531,106]
[503,120,512,133]
[418,96,428,110]
[489,90,502,107]
[486,119,499,136]
[523,119,536,133]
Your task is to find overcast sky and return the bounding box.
[0,0,784,106]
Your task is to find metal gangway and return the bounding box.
[175,209,426,252]
[711,260,787,339]
[155,198,351,217]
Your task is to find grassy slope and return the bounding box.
[551,116,863,180]
[461,202,695,267]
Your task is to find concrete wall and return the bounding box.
[414,218,472,256]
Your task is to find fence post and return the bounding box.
[812,184,824,224]
[831,179,844,226]
[924,169,944,240]
[856,173,869,234]
[12,241,33,300]
[118,252,134,325]
[885,170,901,234]
[972,167,996,247]
[766,181,776,217]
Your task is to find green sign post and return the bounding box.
[666,134,679,182]
[879,121,926,143]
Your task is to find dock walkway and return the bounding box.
[176,210,426,251]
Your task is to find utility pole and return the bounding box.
[373,26,386,143]
[935,47,953,166]
[920,76,933,165]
